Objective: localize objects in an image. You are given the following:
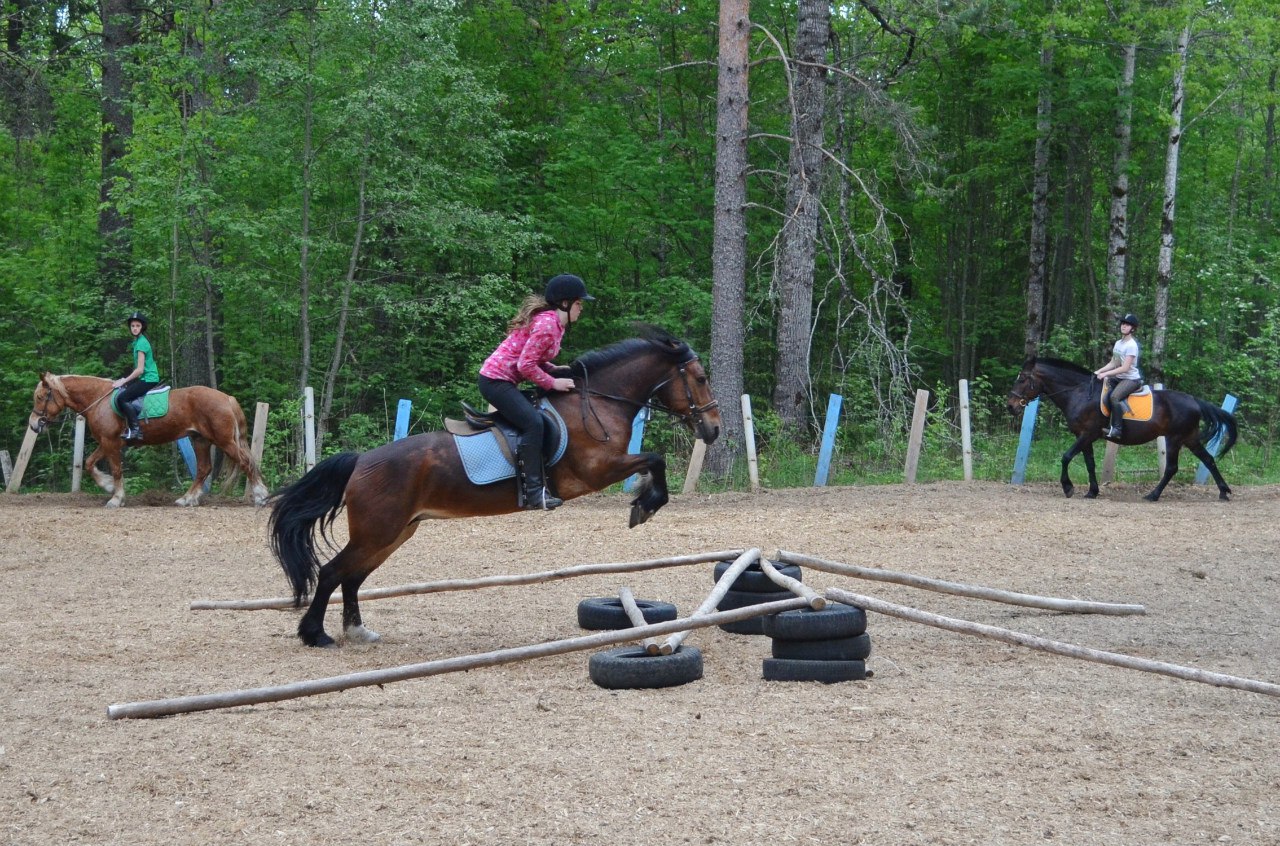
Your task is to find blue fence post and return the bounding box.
[394,399,412,441]
[814,394,843,487]
[1011,398,1040,485]
[175,437,210,492]
[1195,393,1237,484]
[623,408,650,492]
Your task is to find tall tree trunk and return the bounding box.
[1153,21,1190,384]
[98,0,141,301]
[771,0,829,438]
[705,0,751,481]
[1106,41,1137,325]
[1023,38,1052,358]
[1262,65,1276,223]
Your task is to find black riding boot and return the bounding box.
[1104,408,1123,441]
[517,439,562,511]
[121,403,143,443]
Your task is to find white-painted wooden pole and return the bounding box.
[958,379,973,482]
[302,387,316,472]
[1101,440,1119,484]
[0,449,12,489]
[903,388,929,484]
[682,438,706,494]
[5,426,38,494]
[1153,383,1166,479]
[71,415,86,492]
[740,394,759,493]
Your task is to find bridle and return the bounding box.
[1009,369,1094,408]
[576,354,720,442]
[32,380,113,431]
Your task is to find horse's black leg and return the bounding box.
[1079,440,1101,499]
[629,451,669,528]
[298,558,345,647]
[340,571,380,643]
[1060,434,1094,498]
[1144,445,1181,502]
[1187,442,1232,501]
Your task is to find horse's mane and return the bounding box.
[1030,356,1092,378]
[570,325,695,374]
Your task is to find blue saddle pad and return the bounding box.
[453,399,568,486]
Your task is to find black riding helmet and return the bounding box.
[1120,313,1139,329]
[125,311,148,330]
[544,274,595,310]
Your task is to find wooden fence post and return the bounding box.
[814,394,842,487]
[302,387,316,472]
[1011,398,1039,485]
[623,407,650,493]
[6,426,39,493]
[71,415,86,492]
[394,399,412,441]
[741,394,759,492]
[1195,393,1238,485]
[904,388,929,484]
[959,379,973,482]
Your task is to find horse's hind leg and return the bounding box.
[1143,446,1182,502]
[297,521,421,647]
[1188,442,1232,501]
[176,436,213,506]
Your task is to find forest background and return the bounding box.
[2,0,1278,494]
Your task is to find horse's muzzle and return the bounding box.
[30,414,46,434]
[697,421,720,444]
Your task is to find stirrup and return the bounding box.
[523,487,563,511]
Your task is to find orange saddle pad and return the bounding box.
[1100,384,1153,422]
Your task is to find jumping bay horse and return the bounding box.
[268,327,721,647]
[28,373,269,508]
[1007,356,1237,502]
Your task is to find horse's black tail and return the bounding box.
[267,452,360,607]
[1198,400,1238,459]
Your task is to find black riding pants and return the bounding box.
[477,376,543,444]
[118,380,158,424]
[1107,378,1140,411]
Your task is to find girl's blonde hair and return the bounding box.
[508,293,553,332]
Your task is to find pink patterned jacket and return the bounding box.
[479,309,564,390]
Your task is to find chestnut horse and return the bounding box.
[28,373,269,508]
[268,328,721,647]
[1007,356,1237,502]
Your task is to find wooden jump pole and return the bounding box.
[827,588,1280,699]
[662,547,761,653]
[108,595,812,720]
[618,586,665,655]
[190,549,746,611]
[777,550,1144,616]
[759,557,824,609]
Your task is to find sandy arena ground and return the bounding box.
[2,479,1278,845]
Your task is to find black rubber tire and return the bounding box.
[713,559,802,592]
[577,597,678,631]
[762,604,867,641]
[588,645,704,689]
[716,588,794,611]
[718,616,768,636]
[762,658,868,683]
[771,633,871,661]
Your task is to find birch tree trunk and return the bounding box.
[1106,41,1137,326]
[771,0,829,438]
[705,0,751,481]
[1023,39,1053,358]
[1153,21,1191,384]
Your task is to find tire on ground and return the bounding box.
[761,604,867,641]
[713,559,802,592]
[715,588,793,636]
[588,645,704,689]
[577,597,678,631]
[771,633,871,661]
[762,657,868,683]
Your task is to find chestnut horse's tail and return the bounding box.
[1198,400,1238,458]
[267,452,360,607]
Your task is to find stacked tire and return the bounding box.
[578,597,703,690]
[713,558,803,635]
[761,603,872,683]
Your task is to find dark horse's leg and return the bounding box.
[1143,444,1183,502]
[1187,442,1232,501]
[1060,433,1101,499]
[627,451,669,528]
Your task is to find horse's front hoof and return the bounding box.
[1084,490,1099,499]
[104,499,123,508]
[1219,491,1231,501]
[1062,486,1074,499]
[301,630,336,648]
[1143,492,1160,502]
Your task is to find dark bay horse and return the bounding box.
[1007,357,1237,502]
[28,373,269,507]
[268,328,722,647]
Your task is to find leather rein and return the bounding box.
[574,355,719,443]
